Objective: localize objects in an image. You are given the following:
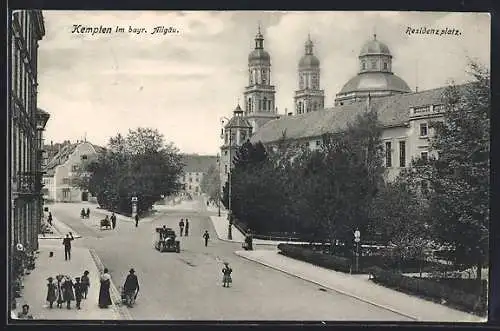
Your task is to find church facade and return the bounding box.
[220,27,449,185]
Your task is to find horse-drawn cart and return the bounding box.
[154,227,180,253]
[100,218,111,230]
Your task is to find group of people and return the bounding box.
[80,208,91,219]
[178,218,189,236]
[99,267,140,309]
[102,213,118,229]
[46,271,90,310]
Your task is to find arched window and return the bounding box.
[299,75,304,89]
[361,61,366,70]
[247,98,252,112]
[371,60,377,69]
[298,101,303,114]
[263,97,267,111]
[249,69,253,84]
[262,69,267,84]
[258,99,262,110]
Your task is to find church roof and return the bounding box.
[181,154,218,173]
[339,72,412,94]
[299,54,320,68]
[359,36,391,57]
[250,85,457,144]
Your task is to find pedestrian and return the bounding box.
[98,268,112,308]
[74,277,83,309]
[56,275,64,308]
[81,270,90,299]
[47,212,53,226]
[46,277,57,308]
[18,304,33,319]
[80,208,86,219]
[122,268,140,308]
[222,262,233,288]
[179,219,185,236]
[62,233,74,261]
[203,230,210,247]
[135,214,139,228]
[86,208,90,218]
[62,276,75,309]
[184,219,189,236]
[111,212,117,230]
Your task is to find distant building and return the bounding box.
[179,154,218,196]
[43,141,105,202]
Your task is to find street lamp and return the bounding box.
[220,116,232,240]
[354,229,361,273]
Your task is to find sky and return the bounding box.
[38,11,490,155]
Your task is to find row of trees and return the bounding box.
[73,128,184,215]
[221,63,489,278]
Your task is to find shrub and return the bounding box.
[368,266,487,316]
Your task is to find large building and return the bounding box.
[43,141,104,202]
[179,154,218,196]
[9,9,47,308]
[220,27,449,184]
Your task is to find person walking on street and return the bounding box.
[184,219,189,236]
[47,212,53,226]
[98,268,112,308]
[111,212,117,230]
[74,277,83,309]
[123,268,140,307]
[179,219,185,236]
[222,262,233,288]
[62,233,74,261]
[86,208,90,218]
[203,230,210,247]
[62,276,75,309]
[46,277,57,308]
[81,270,90,299]
[135,214,139,228]
[56,275,64,308]
[80,208,86,219]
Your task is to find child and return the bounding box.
[222,262,232,288]
[81,270,90,299]
[74,277,83,309]
[46,277,57,308]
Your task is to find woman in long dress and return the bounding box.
[56,275,64,308]
[62,276,75,309]
[46,277,57,308]
[98,268,112,308]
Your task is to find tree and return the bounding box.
[200,164,221,204]
[75,128,184,215]
[401,62,490,280]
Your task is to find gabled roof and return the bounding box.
[181,154,218,173]
[44,141,105,176]
[250,84,464,144]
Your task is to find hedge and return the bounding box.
[367,266,487,316]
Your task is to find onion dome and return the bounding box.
[359,34,391,57]
[248,26,270,64]
[339,72,411,94]
[299,34,320,69]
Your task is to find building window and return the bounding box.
[72,164,79,172]
[399,141,406,167]
[420,151,429,162]
[81,154,88,160]
[195,178,199,182]
[263,97,267,111]
[414,106,431,114]
[385,141,392,167]
[225,165,228,174]
[420,123,428,137]
[383,62,388,70]
[188,185,192,190]
[62,177,70,185]
[371,60,376,69]
[361,61,366,70]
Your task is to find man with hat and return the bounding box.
[18,304,33,319]
[222,262,232,288]
[123,268,140,307]
[74,277,83,309]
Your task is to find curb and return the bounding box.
[88,249,133,320]
[234,251,419,321]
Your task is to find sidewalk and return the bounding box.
[235,250,485,323]
[38,212,82,240]
[14,243,121,320]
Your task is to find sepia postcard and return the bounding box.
[8,10,491,323]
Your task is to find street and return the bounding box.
[48,198,412,321]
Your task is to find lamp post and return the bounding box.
[354,229,361,273]
[216,153,221,217]
[220,116,232,240]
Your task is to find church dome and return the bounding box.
[359,35,391,57]
[339,72,411,94]
[248,49,270,63]
[299,54,320,68]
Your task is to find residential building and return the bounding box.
[179,154,218,196]
[43,141,104,202]
[9,9,46,308]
